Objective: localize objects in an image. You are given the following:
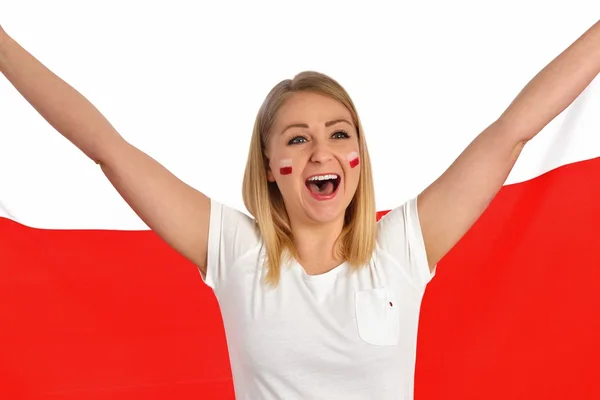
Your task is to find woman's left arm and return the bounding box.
[418,20,600,271]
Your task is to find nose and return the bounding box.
[309,139,334,164]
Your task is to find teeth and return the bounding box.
[307,174,339,181]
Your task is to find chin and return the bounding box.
[306,209,344,225]
[302,197,350,226]
[290,183,355,226]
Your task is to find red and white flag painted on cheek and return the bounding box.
[2,4,600,399]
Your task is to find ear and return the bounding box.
[265,157,276,182]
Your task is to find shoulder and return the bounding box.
[376,197,420,243]
[204,199,262,289]
[375,197,433,289]
[209,200,260,241]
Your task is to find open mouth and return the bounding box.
[305,174,341,197]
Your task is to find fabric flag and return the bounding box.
[2,17,600,400]
[3,94,600,399]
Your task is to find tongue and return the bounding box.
[308,181,335,195]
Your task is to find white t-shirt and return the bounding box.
[204,198,434,400]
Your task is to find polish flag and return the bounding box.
[2,2,600,399]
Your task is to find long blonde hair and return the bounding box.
[242,71,376,285]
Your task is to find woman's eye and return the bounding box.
[332,130,350,139]
[288,136,307,145]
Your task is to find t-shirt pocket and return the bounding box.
[355,288,400,346]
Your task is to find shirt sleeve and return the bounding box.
[376,197,434,290]
[203,199,261,291]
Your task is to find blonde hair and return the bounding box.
[242,71,376,285]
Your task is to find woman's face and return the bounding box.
[266,91,361,227]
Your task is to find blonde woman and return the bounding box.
[1,20,599,399]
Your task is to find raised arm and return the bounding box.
[418,20,600,270]
[0,27,211,275]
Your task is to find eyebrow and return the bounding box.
[280,119,353,135]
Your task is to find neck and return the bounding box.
[289,216,346,275]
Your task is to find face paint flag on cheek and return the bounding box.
[347,151,360,169]
[279,159,293,175]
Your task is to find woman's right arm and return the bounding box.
[0,27,211,275]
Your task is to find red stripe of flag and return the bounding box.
[1,157,600,399]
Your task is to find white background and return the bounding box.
[1,1,600,229]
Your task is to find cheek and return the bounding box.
[279,158,293,175]
[346,151,360,169]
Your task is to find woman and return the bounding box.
[1,20,599,399]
